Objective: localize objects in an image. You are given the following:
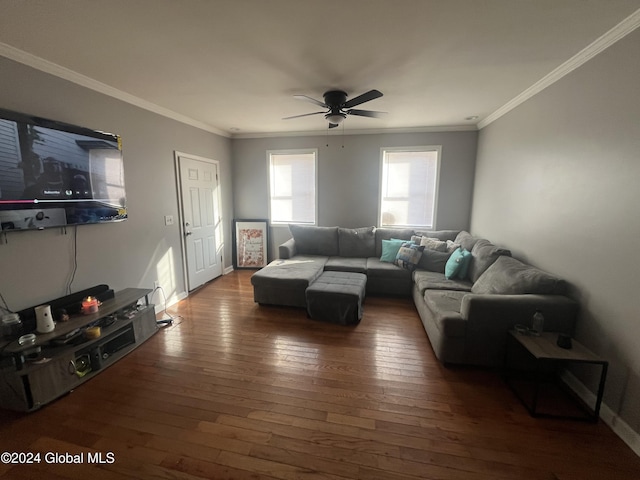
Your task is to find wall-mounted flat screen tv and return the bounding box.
[0,108,126,231]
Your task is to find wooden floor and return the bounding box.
[1,270,639,479]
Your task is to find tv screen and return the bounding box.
[0,108,126,231]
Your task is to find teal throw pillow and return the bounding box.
[380,239,406,263]
[458,248,472,279]
[391,237,416,249]
[395,242,425,272]
[445,248,472,279]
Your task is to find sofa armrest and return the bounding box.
[461,293,578,333]
[458,293,579,366]
[279,238,297,259]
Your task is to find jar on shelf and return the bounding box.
[2,313,23,338]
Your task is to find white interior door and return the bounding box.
[177,153,223,291]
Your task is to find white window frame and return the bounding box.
[267,148,318,226]
[378,146,441,229]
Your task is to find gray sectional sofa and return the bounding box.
[251,225,578,367]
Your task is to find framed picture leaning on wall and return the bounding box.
[233,219,268,269]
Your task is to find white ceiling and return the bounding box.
[0,1,639,137]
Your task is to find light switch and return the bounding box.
[164,215,174,226]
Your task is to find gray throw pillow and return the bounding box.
[417,250,452,273]
[420,236,448,252]
[471,256,565,295]
[413,230,460,241]
[338,226,376,257]
[446,240,461,253]
[289,224,339,256]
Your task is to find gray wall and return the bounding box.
[232,130,477,259]
[471,29,640,434]
[0,57,232,310]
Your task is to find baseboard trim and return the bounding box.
[561,370,640,457]
[224,265,235,275]
[153,290,188,314]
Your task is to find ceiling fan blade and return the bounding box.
[346,109,387,118]
[342,89,383,109]
[282,111,326,120]
[294,94,328,108]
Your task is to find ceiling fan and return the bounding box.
[283,89,385,128]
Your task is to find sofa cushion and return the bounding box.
[413,270,473,295]
[394,243,424,272]
[468,239,512,283]
[445,248,472,279]
[289,224,339,256]
[338,226,376,257]
[417,249,452,273]
[454,231,479,252]
[366,257,413,280]
[423,290,467,338]
[325,256,368,274]
[471,256,567,295]
[375,228,414,257]
[251,256,327,288]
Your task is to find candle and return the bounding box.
[81,296,99,314]
[84,326,101,339]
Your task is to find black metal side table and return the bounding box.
[504,330,608,422]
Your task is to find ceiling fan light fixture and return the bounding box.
[325,112,346,124]
[286,90,383,126]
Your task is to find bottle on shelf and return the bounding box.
[531,310,544,336]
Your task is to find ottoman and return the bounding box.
[305,271,367,325]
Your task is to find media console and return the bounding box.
[0,288,157,412]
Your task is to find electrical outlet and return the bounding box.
[164,215,174,226]
[153,280,160,290]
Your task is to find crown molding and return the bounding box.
[3,7,638,138]
[478,8,640,129]
[0,42,474,139]
[230,124,477,139]
[0,42,230,138]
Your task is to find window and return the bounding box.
[268,149,317,225]
[379,146,440,229]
